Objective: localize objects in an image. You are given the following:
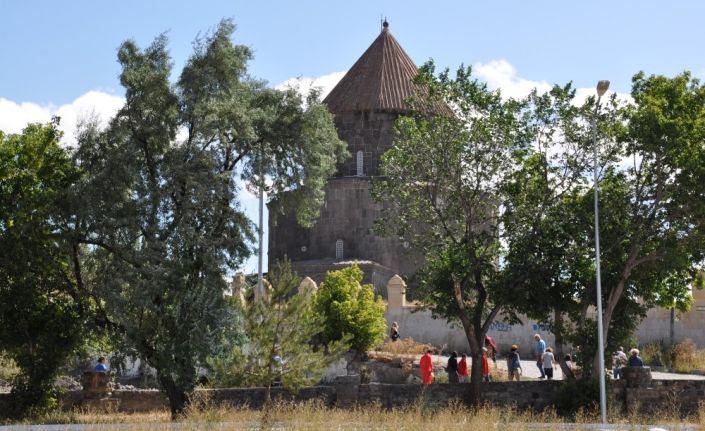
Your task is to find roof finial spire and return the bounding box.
[382,17,389,32]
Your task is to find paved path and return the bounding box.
[427,355,705,381]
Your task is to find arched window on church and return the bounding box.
[356,150,364,176]
[335,239,344,260]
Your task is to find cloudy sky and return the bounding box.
[2,0,704,273]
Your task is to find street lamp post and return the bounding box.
[593,79,610,424]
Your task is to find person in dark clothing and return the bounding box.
[627,348,644,367]
[390,322,400,342]
[446,351,459,383]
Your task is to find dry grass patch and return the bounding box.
[7,401,705,430]
[376,337,435,357]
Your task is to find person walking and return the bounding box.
[420,350,434,385]
[541,347,557,380]
[446,351,459,383]
[534,334,547,379]
[458,354,469,383]
[482,348,491,382]
[507,345,522,381]
[485,335,497,363]
[390,322,400,342]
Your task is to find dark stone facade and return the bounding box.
[333,111,397,178]
[268,175,422,294]
[268,108,424,293]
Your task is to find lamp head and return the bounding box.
[596,80,610,97]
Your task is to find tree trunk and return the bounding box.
[469,348,484,404]
[593,249,639,376]
[553,311,574,380]
[158,374,189,420]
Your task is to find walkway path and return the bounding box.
[427,355,705,381]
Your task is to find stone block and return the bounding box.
[623,366,652,388]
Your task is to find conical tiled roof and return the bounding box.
[324,21,421,114]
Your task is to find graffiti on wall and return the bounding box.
[532,323,553,333]
[488,321,513,332]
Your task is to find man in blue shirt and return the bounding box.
[534,334,546,379]
[94,356,108,372]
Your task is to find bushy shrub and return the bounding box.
[314,264,387,352]
[640,341,671,368]
[671,339,705,373]
[0,352,19,381]
[555,378,602,418]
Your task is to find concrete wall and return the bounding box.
[385,275,705,352]
[635,288,705,346]
[384,276,555,355]
[385,306,555,356]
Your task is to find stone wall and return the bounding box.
[611,367,705,416]
[333,111,397,178]
[4,371,704,418]
[268,178,423,293]
[353,380,562,411]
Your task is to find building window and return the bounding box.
[335,239,344,260]
[356,151,364,176]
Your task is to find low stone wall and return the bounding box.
[51,379,562,413]
[355,380,562,411]
[3,369,703,417]
[614,379,705,416]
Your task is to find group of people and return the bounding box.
[394,322,647,384]
[419,347,494,384]
[418,334,560,384]
[612,346,644,379]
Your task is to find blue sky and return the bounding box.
[2,0,705,273]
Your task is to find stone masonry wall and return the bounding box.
[3,373,703,417]
[333,111,397,177]
[268,178,423,293]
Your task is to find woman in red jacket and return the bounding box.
[420,350,434,385]
[458,354,469,383]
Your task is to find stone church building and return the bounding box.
[268,21,424,293]
[267,22,705,351]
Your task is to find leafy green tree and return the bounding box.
[70,20,346,418]
[373,62,526,402]
[583,71,705,375]
[314,265,387,352]
[210,260,348,404]
[496,72,705,379]
[0,123,89,417]
[498,84,600,379]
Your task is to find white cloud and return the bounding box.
[275,71,346,101]
[474,59,552,99]
[0,90,124,146]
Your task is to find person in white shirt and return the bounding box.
[612,346,628,379]
[541,347,557,380]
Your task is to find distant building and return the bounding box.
[268,21,428,293]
